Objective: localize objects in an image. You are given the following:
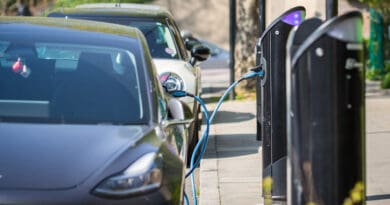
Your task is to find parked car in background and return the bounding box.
[0,16,192,205]
[198,39,230,69]
[181,30,230,69]
[48,3,211,165]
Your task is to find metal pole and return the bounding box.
[256,0,266,141]
[229,0,236,100]
[258,0,266,35]
[326,0,338,19]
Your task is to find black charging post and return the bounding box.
[255,0,265,142]
[286,11,366,205]
[256,6,306,202]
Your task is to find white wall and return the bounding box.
[265,0,369,38]
[266,0,326,26]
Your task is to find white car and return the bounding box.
[49,3,210,164]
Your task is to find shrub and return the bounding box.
[381,72,390,89]
[366,69,383,81]
[385,62,390,73]
[54,0,153,8]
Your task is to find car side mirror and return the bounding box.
[189,44,211,66]
[164,97,194,127]
[184,38,201,51]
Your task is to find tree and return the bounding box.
[358,0,390,19]
[359,0,390,56]
[1,0,17,16]
[234,0,259,91]
[0,0,49,16]
[54,0,153,8]
[0,0,153,16]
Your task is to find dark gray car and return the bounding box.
[0,17,191,205]
[47,3,211,167]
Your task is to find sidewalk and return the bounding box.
[366,96,390,205]
[200,100,263,205]
[199,93,390,205]
[199,65,390,204]
[365,81,390,205]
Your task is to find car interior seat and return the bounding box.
[52,52,139,123]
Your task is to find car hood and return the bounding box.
[0,123,148,190]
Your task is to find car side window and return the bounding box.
[166,18,188,60]
[155,75,168,121]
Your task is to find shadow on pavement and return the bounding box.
[216,149,260,158]
[202,86,228,94]
[202,111,255,124]
[367,194,390,201]
[203,133,260,159]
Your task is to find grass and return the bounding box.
[203,89,257,104]
[203,95,229,104]
[381,72,390,89]
[235,89,256,101]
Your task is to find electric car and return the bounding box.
[48,3,211,164]
[0,17,192,205]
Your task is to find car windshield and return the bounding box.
[130,21,178,59]
[0,28,146,124]
[66,16,180,60]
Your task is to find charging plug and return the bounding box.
[170,90,188,97]
[241,70,265,80]
[170,90,196,98]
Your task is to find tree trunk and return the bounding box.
[234,0,259,91]
[1,0,7,16]
[28,0,36,15]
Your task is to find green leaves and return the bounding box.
[358,0,390,17]
[53,0,154,8]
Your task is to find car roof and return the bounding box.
[50,3,174,19]
[0,16,142,38]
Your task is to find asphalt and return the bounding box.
[197,67,390,205]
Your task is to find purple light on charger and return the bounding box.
[282,10,305,26]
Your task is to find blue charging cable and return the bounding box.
[186,69,264,178]
[171,91,210,205]
[171,91,211,205]
[184,191,190,205]
[171,68,264,205]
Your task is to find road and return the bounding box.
[201,66,230,100]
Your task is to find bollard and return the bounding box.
[256,6,305,202]
[286,11,366,205]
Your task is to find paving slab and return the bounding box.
[200,101,263,205]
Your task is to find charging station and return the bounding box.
[286,11,366,205]
[184,2,366,205]
[256,6,306,201]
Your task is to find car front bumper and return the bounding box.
[0,186,179,205]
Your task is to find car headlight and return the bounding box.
[93,153,162,198]
[160,72,184,92]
